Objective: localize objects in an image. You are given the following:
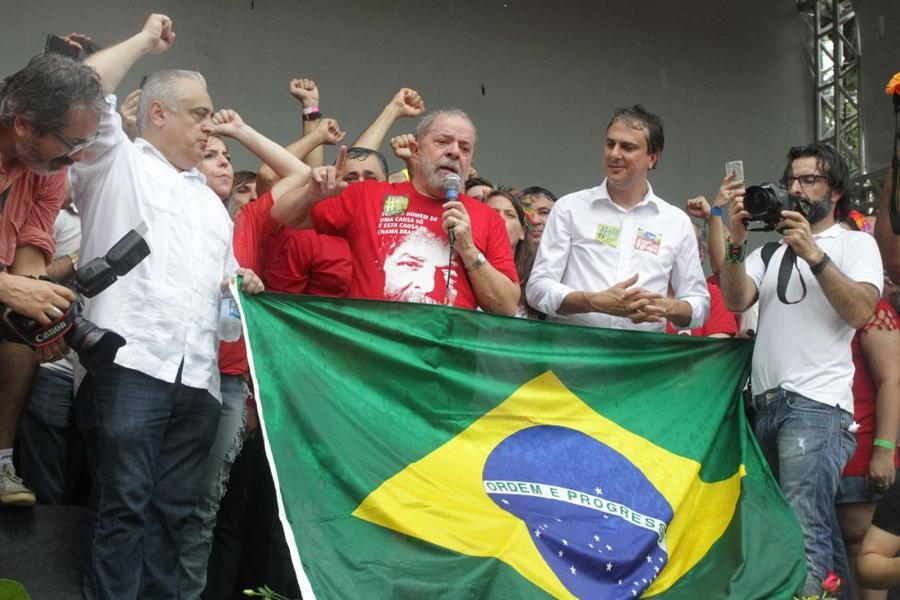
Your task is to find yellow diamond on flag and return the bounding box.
[353,371,745,598]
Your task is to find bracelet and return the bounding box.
[725,238,746,263]
[810,253,831,275]
[302,111,321,122]
[710,206,723,217]
[874,438,896,450]
[302,105,320,115]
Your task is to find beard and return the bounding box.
[418,153,467,194]
[792,195,833,225]
[15,137,69,175]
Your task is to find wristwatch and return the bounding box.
[465,252,487,272]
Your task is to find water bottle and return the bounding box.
[218,289,242,342]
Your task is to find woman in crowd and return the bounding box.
[835,213,900,600]
[485,190,538,318]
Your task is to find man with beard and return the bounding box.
[720,142,882,596]
[271,108,519,314]
[0,52,104,506]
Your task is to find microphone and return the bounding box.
[443,173,462,247]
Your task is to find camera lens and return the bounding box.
[66,317,126,370]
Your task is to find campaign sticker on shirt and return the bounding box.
[634,229,662,255]
[383,195,410,216]
[595,224,621,248]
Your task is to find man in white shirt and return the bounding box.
[525,105,709,332]
[719,142,882,596]
[69,15,266,600]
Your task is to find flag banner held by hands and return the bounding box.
[237,291,805,599]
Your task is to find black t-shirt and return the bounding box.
[873,481,900,536]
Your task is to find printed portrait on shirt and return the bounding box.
[382,228,457,306]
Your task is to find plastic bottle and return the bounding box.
[218,289,242,342]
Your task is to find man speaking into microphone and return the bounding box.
[272,108,519,314]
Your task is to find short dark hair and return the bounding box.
[521,186,558,203]
[607,104,665,164]
[783,142,851,220]
[0,53,105,135]
[344,146,389,180]
[465,176,493,192]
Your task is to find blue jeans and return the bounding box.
[77,363,221,600]
[179,373,247,598]
[16,367,77,504]
[751,387,856,596]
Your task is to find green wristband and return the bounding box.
[874,438,896,450]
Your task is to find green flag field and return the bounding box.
[235,290,805,599]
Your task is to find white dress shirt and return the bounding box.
[747,224,883,413]
[70,95,237,400]
[526,179,709,332]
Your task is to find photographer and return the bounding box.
[719,143,882,596]
[0,52,105,507]
[69,15,273,600]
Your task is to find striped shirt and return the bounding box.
[0,159,66,268]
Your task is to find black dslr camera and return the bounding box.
[3,224,150,370]
[742,182,793,231]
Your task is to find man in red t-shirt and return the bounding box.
[271,109,520,315]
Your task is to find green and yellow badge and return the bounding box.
[595,224,621,247]
[383,195,410,216]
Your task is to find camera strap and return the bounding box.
[761,242,807,305]
[5,303,76,348]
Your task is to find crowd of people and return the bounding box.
[2,12,900,600]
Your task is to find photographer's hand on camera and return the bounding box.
[777,210,825,266]
[0,271,75,326]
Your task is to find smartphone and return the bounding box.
[44,34,79,59]
[725,160,744,182]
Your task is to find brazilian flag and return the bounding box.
[236,290,805,599]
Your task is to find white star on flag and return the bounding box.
[569,565,576,575]
[594,486,603,495]
[558,550,564,557]
[646,555,653,563]
[594,534,600,541]
[501,499,509,505]
[534,529,541,538]
[562,539,568,546]
[606,544,613,550]
[606,563,613,572]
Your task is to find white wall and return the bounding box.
[3,0,817,208]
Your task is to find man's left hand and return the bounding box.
[623,288,668,324]
[777,210,823,264]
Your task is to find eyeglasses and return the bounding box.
[51,129,100,158]
[783,174,827,189]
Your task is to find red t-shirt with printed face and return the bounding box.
[311,180,517,309]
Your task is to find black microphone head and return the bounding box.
[442,173,462,194]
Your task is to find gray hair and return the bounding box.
[0,53,105,134]
[136,69,207,135]
[415,108,478,145]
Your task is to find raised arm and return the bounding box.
[271,146,349,229]
[719,193,761,313]
[84,14,175,93]
[352,88,424,151]
[255,117,344,197]
[212,109,309,184]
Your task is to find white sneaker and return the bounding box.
[0,463,36,506]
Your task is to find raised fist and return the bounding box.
[290,78,319,107]
[140,14,175,54]
[389,133,415,160]
[316,118,346,146]
[119,89,141,141]
[685,196,711,220]
[212,109,246,138]
[392,88,424,118]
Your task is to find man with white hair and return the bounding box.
[271,108,519,314]
[70,15,274,599]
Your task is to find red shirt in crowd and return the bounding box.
[311,180,517,309]
[666,282,737,337]
[219,190,353,376]
[843,298,900,476]
[0,161,66,267]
